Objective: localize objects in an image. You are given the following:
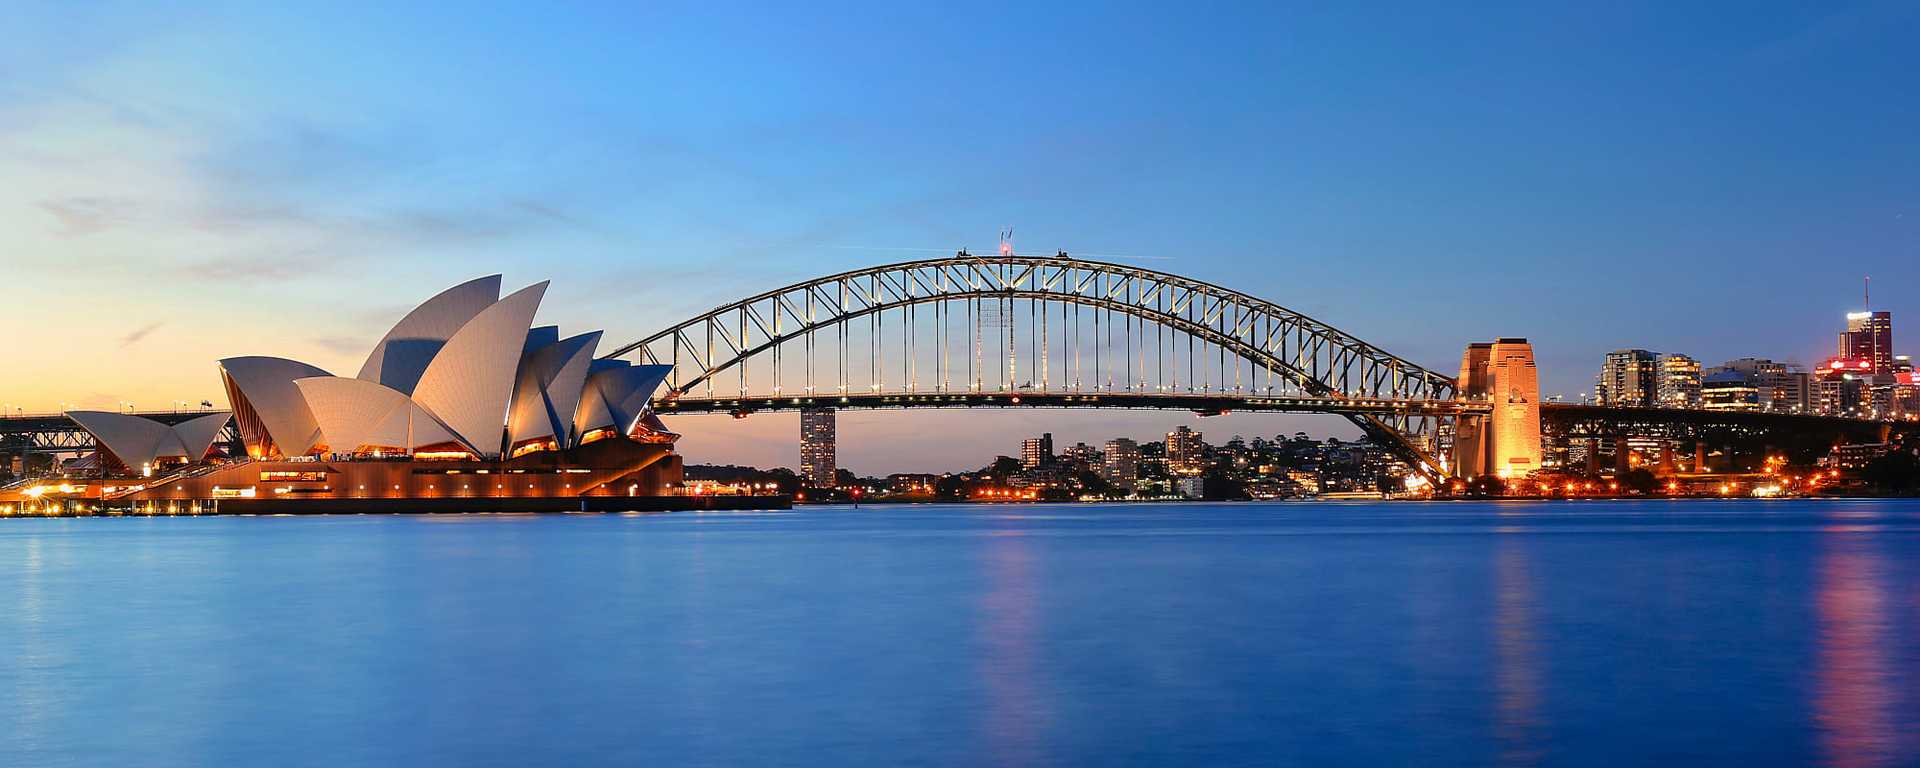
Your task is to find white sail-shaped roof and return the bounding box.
[170,412,234,462]
[572,364,672,443]
[410,281,550,456]
[66,411,230,471]
[294,377,462,453]
[356,275,502,395]
[67,411,179,471]
[507,331,602,447]
[219,356,331,457]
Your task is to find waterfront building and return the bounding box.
[1596,349,1660,407]
[884,473,936,495]
[1021,432,1054,469]
[799,408,837,488]
[1823,442,1893,470]
[1657,354,1701,408]
[1454,339,1543,478]
[56,275,689,511]
[1167,426,1205,475]
[1102,438,1139,490]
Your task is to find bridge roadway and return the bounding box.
[658,394,1894,445]
[1540,402,1894,443]
[653,391,1491,418]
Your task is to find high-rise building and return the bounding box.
[1454,339,1543,478]
[799,408,836,488]
[1102,438,1139,491]
[1597,349,1659,407]
[1061,442,1100,471]
[1020,432,1053,469]
[1166,426,1205,475]
[1839,311,1894,377]
[1657,354,1701,408]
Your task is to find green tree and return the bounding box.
[983,456,1022,478]
[1467,475,1506,497]
[1862,448,1920,495]
[1619,468,1660,495]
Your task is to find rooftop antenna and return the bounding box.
[1864,275,1870,312]
[999,228,1014,257]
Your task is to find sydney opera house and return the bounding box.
[47,276,738,513]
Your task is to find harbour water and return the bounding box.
[3,500,1918,766]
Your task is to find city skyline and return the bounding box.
[5,2,1918,474]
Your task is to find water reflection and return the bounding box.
[1494,540,1545,766]
[1814,530,1896,768]
[979,532,1046,766]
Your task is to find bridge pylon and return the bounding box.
[1453,338,1543,480]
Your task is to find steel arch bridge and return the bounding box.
[607,253,1483,479]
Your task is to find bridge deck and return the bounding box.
[654,391,1491,417]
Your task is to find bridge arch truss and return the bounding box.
[606,254,1466,477]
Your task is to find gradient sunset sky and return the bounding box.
[4,2,1916,473]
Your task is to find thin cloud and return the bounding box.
[119,321,164,348]
[38,197,139,235]
[188,250,331,281]
[514,200,598,232]
[309,336,367,356]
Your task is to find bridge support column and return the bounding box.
[1694,441,1707,473]
[1660,442,1676,473]
[1585,439,1600,476]
[1615,436,1632,473]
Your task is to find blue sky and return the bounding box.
[3,2,1916,472]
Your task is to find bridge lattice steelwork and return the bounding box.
[606,253,1475,478]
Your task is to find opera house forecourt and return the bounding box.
[11,276,783,515]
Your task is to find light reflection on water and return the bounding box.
[981,532,1045,766]
[1494,540,1544,767]
[1,499,1917,766]
[1815,532,1896,768]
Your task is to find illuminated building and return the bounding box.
[1102,438,1139,490]
[1166,426,1205,475]
[1060,442,1100,471]
[1454,339,1543,478]
[1700,370,1761,411]
[799,408,836,488]
[1708,358,1809,412]
[1839,311,1893,377]
[1657,354,1702,408]
[1596,349,1659,407]
[885,473,936,495]
[1020,432,1054,469]
[56,276,695,512]
[1813,361,1871,416]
